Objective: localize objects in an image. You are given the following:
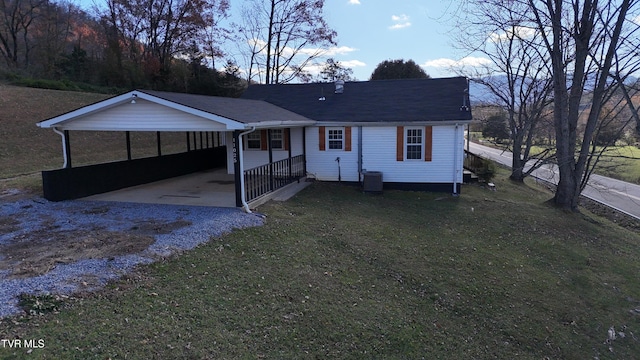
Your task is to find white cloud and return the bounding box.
[340,60,366,68]
[489,26,537,42]
[392,14,408,22]
[632,14,640,24]
[422,57,493,68]
[246,39,356,58]
[389,14,411,30]
[321,46,358,56]
[348,0,361,4]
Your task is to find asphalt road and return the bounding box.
[466,141,640,220]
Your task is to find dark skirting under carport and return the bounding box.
[42,147,226,201]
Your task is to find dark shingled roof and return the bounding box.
[139,89,313,124]
[240,77,472,123]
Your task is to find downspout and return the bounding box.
[52,127,68,168]
[453,124,460,195]
[357,126,363,184]
[238,127,256,213]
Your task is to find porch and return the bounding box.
[80,155,309,208]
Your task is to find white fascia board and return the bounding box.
[313,120,472,127]
[134,91,244,130]
[245,120,317,129]
[37,90,245,130]
[37,91,135,128]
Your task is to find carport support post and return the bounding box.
[156,131,162,156]
[233,130,243,207]
[126,131,132,160]
[64,130,72,168]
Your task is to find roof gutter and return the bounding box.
[238,126,257,213]
[244,120,316,128]
[311,120,472,127]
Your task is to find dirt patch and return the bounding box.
[0,229,156,278]
[0,218,192,279]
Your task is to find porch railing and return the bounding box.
[463,150,485,173]
[244,155,306,202]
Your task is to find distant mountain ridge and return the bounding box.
[468,75,639,104]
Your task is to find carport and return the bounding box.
[37,90,315,210]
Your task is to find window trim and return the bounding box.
[245,131,262,150]
[270,129,284,150]
[326,127,344,151]
[404,126,424,161]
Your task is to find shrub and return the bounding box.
[476,159,496,182]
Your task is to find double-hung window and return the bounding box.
[327,128,344,150]
[270,129,283,149]
[405,127,423,160]
[246,132,261,150]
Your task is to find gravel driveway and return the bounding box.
[0,196,264,318]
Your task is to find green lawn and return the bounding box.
[593,146,640,184]
[472,133,640,185]
[2,170,639,359]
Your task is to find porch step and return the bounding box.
[463,170,478,183]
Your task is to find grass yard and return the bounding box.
[594,146,640,184]
[1,170,640,359]
[476,136,640,185]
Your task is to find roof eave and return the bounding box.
[311,119,473,126]
[37,90,246,131]
[244,120,317,129]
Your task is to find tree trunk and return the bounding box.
[510,143,525,182]
[265,0,275,84]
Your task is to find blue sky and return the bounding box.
[73,0,487,81]
[322,0,472,80]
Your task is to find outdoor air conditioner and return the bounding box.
[363,171,383,193]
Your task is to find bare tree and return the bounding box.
[0,0,47,68]
[99,0,229,76]
[454,0,640,210]
[31,1,77,76]
[526,0,640,210]
[239,0,337,84]
[455,0,555,182]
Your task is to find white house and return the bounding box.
[241,77,472,194]
[37,77,472,209]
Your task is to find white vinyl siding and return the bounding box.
[306,126,358,181]
[306,125,464,184]
[56,99,236,131]
[362,126,462,183]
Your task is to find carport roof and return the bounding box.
[38,89,315,131]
